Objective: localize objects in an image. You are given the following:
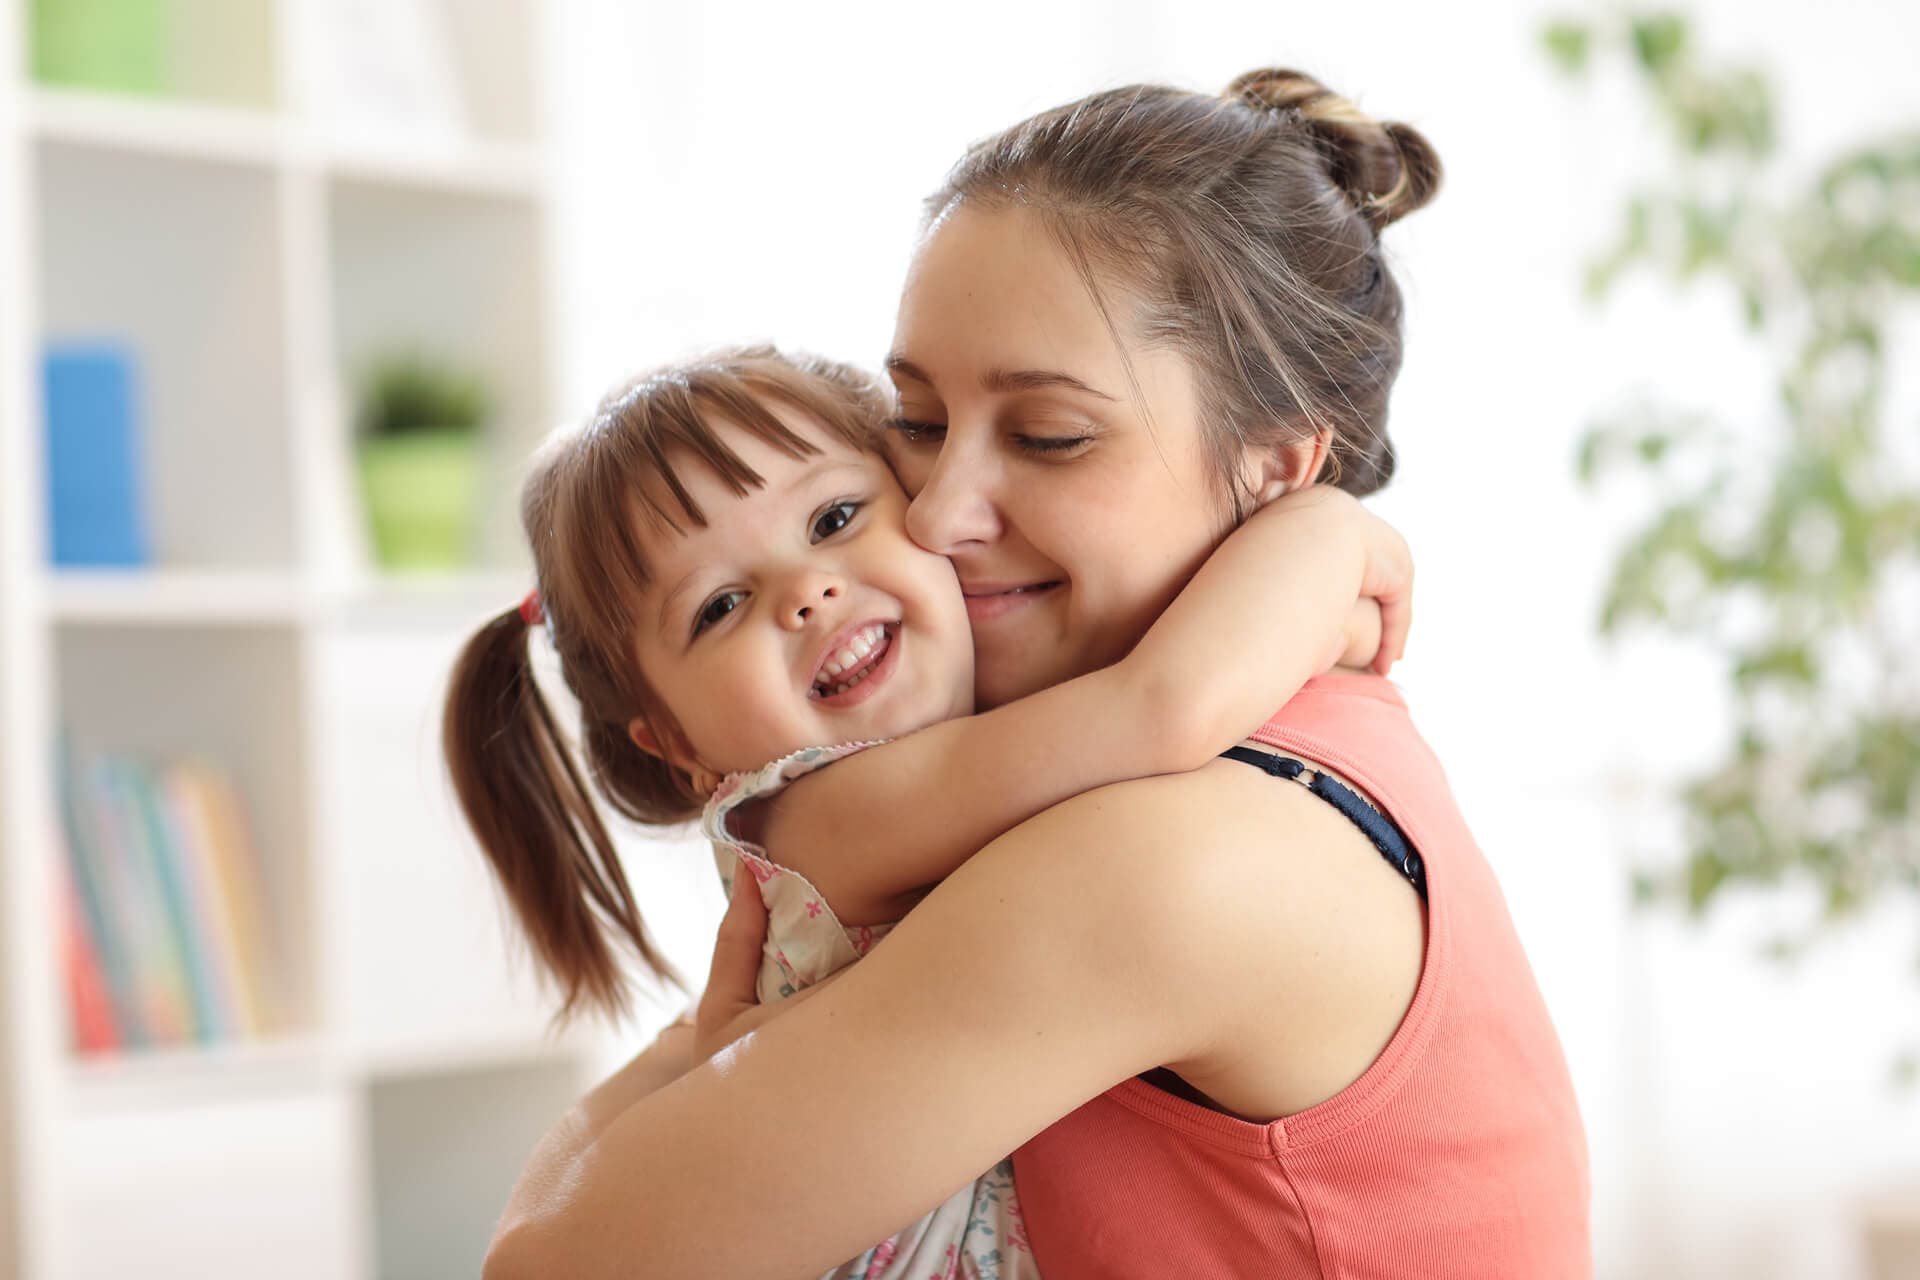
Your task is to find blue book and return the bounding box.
[42,343,151,568]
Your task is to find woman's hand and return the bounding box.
[693,872,840,1063]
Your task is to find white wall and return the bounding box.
[543,4,1920,1277]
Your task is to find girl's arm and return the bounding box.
[766,485,1411,921]
[485,772,1336,1280]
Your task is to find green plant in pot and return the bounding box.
[1546,10,1920,1273]
[355,354,493,571]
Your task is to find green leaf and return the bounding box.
[1685,849,1729,913]
[1542,21,1593,76]
[1731,645,1818,690]
[1630,13,1689,76]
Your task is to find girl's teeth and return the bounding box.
[813,626,890,697]
[818,626,885,679]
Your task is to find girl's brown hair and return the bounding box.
[443,346,889,1022]
[928,68,1441,512]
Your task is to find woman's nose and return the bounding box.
[776,569,845,630]
[904,444,1002,555]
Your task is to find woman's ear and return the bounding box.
[629,715,724,798]
[1241,428,1333,505]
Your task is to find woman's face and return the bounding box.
[886,204,1234,709]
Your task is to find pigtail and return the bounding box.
[443,606,681,1024]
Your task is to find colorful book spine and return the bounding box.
[56,851,121,1055]
[127,759,224,1042]
[187,763,276,1035]
[92,758,195,1045]
[56,746,147,1048]
[160,763,253,1037]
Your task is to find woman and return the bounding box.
[485,70,1589,1279]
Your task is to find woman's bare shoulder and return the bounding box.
[975,760,1425,1116]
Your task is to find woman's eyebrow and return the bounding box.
[885,355,1116,402]
[981,367,1117,401]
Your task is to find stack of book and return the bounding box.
[56,750,280,1055]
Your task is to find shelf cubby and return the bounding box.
[326,176,548,570]
[27,0,278,111]
[34,140,295,571]
[54,622,317,1043]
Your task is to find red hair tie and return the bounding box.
[518,588,545,626]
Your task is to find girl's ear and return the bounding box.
[627,715,665,759]
[628,715,724,799]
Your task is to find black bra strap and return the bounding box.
[1220,745,1427,900]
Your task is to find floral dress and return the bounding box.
[704,743,1040,1280]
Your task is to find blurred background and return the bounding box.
[1,0,1916,1277]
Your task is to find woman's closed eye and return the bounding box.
[889,417,1093,458]
[887,417,945,446]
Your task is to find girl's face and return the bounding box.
[886,204,1237,709]
[628,406,974,781]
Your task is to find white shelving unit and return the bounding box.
[0,4,599,1276]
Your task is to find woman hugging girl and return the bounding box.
[445,343,1407,1278]
[455,64,1587,1280]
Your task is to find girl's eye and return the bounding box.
[693,591,745,636]
[887,418,946,445]
[811,500,861,543]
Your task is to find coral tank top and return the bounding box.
[1012,673,1591,1278]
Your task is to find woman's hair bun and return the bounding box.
[1224,68,1441,231]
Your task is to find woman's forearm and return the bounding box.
[488,1022,695,1270]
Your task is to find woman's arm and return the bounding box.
[486,772,1307,1280]
[766,486,1411,920]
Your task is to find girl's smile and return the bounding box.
[808,620,900,705]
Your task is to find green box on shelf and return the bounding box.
[358,429,483,570]
[354,355,493,571]
[31,0,171,96]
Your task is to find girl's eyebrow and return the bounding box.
[885,355,1116,402]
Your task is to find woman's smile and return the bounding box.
[959,579,1065,623]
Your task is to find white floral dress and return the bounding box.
[704,743,1040,1280]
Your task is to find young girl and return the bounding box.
[444,345,1411,1277]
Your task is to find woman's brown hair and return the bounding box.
[443,346,889,1022]
[928,68,1442,511]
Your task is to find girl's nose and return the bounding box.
[904,441,1002,555]
[777,569,845,630]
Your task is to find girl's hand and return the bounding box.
[1116,484,1415,774]
[693,873,840,1063]
[1343,497,1412,675]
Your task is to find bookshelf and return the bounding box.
[0,3,600,1277]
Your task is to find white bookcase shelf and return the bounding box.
[0,4,595,1277]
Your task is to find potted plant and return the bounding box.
[354,353,492,571]
[1547,11,1920,1273]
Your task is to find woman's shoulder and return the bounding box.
[988,760,1401,961]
